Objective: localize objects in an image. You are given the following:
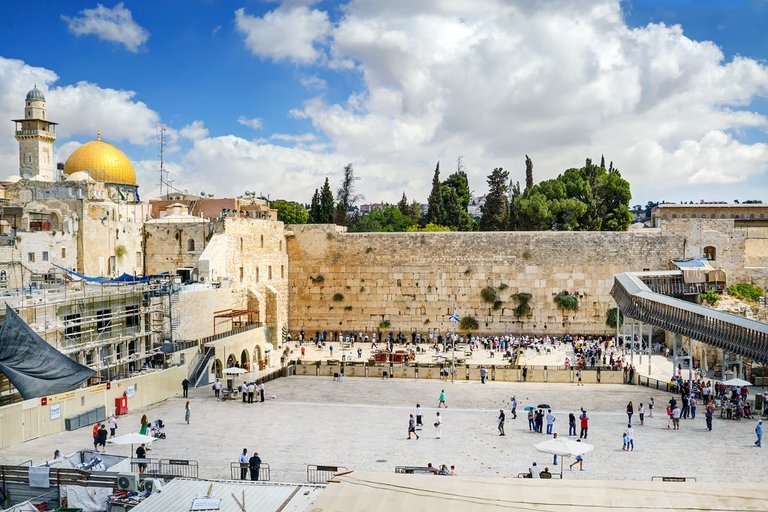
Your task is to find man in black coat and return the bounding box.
[248,452,262,481]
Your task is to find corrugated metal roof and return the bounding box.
[130,478,325,512]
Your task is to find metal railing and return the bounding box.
[229,462,271,481]
[129,458,198,478]
[0,465,118,488]
[307,464,347,484]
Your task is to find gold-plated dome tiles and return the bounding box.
[63,138,137,186]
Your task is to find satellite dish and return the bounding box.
[200,191,206,197]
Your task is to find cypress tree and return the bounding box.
[426,162,445,226]
[309,189,321,223]
[480,167,510,231]
[319,177,335,223]
[525,155,534,193]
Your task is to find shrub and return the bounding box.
[492,300,504,311]
[727,283,763,302]
[606,307,623,328]
[332,293,344,302]
[498,283,509,291]
[459,316,479,331]
[379,319,391,329]
[115,244,127,257]
[699,290,720,307]
[344,305,353,311]
[554,291,579,312]
[310,275,325,284]
[512,292,533,318]
[481,287,497,303]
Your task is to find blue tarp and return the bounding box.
[671,258,709,269]
[51,263,166,284]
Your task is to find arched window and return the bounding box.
[187,238,195,252]
[681,214,687,219]
[704,246,716,261]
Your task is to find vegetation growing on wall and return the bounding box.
[512,292,533,318]
[379,319,391,328]
[492,300,504,311]
[606,307,623,328]
[115,244,127,258]
[481,287,497,303]
[459,316,479,331]
[554,291,579,312]
[310,275,324,284]
[332,293,344,302]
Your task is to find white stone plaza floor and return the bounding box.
[1,375,765,484]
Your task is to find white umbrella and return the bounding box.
[535,437,594,477]
[722,378,752,387]
[223,367,247,375]
[108,432,156,455]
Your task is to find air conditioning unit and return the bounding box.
[143,478,163,495]
[116,473,140,492]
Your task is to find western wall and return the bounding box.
[287,225,687,336]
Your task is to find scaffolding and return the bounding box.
[0,270,177,403]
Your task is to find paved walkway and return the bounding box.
[1,377,764,484]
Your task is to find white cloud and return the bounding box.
[62,2,149,52]
[272,0,768,203]
[234,5,330,64]
[270,133,318,143]
[0,56,164,176]
[179,120,209,141]
[299,74,327,90]
[237,116,263,130]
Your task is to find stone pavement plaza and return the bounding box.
[0,376,765,484]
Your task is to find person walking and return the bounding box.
[438,390,447,408]
[239,448,249,479]
[184,401,191,424]
[213,379,222,400]
[568,411,576,436]
[576,369,583,386]
[408,414,419,440]
[480,366,487,384]
[248,451,262,481]
[638,403,645,426]
[434,412,443,439]
[181,378,189,398]
[416,404,423,427]
[756,420,763,448]
[672,405,682,430]
[511,396,517,419]
[528,409,535,431]
[95,424,108,453]
[579,410,589,439]
[705,402,713,431]
[498,409,506,436]
[259,381,266,402]
[108,414,118,438]
[241,382,248,403]
[648,397,654,418]
[247,382,255,404]
[546,409,555,435]
[626,401,634,425]
[625,424,634,451]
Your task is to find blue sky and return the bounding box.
[0,0,766,205]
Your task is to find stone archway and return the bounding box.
[240,349,250,371]
[212,359,223,379]
[226,354,237,368]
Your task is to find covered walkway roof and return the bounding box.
[611,272,768,363]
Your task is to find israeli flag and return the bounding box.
[449,306,459,324]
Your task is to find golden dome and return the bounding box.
[63,137,137,186]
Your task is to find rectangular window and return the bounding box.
[256,267,260,283]
[42,251,48,261]
[28,252,35,263]
[268,266,272,280]
[239,267,244,283]
[281,265,284,279]
[96,308,112,333]
[61,248,66,259]
[64,313,81,339]
[126,305,140,328]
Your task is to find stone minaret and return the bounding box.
[13,85,57,181]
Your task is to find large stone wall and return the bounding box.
[287,225,686,336]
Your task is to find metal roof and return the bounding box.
[130,478,325,512]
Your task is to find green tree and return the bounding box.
[426,162,445,226]
[271,199,308,224]
[408,223,451,232]
[524,154,534,193]
[480,167,509,231]
[350,205,416,232]
[319,177,335,223]
[442,168,472,230]
[308,189,321,223]
[334,163,363,226]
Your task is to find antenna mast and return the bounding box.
[158,127,167,197]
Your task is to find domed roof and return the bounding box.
[63,137,137,186]
[26,86,45,102]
